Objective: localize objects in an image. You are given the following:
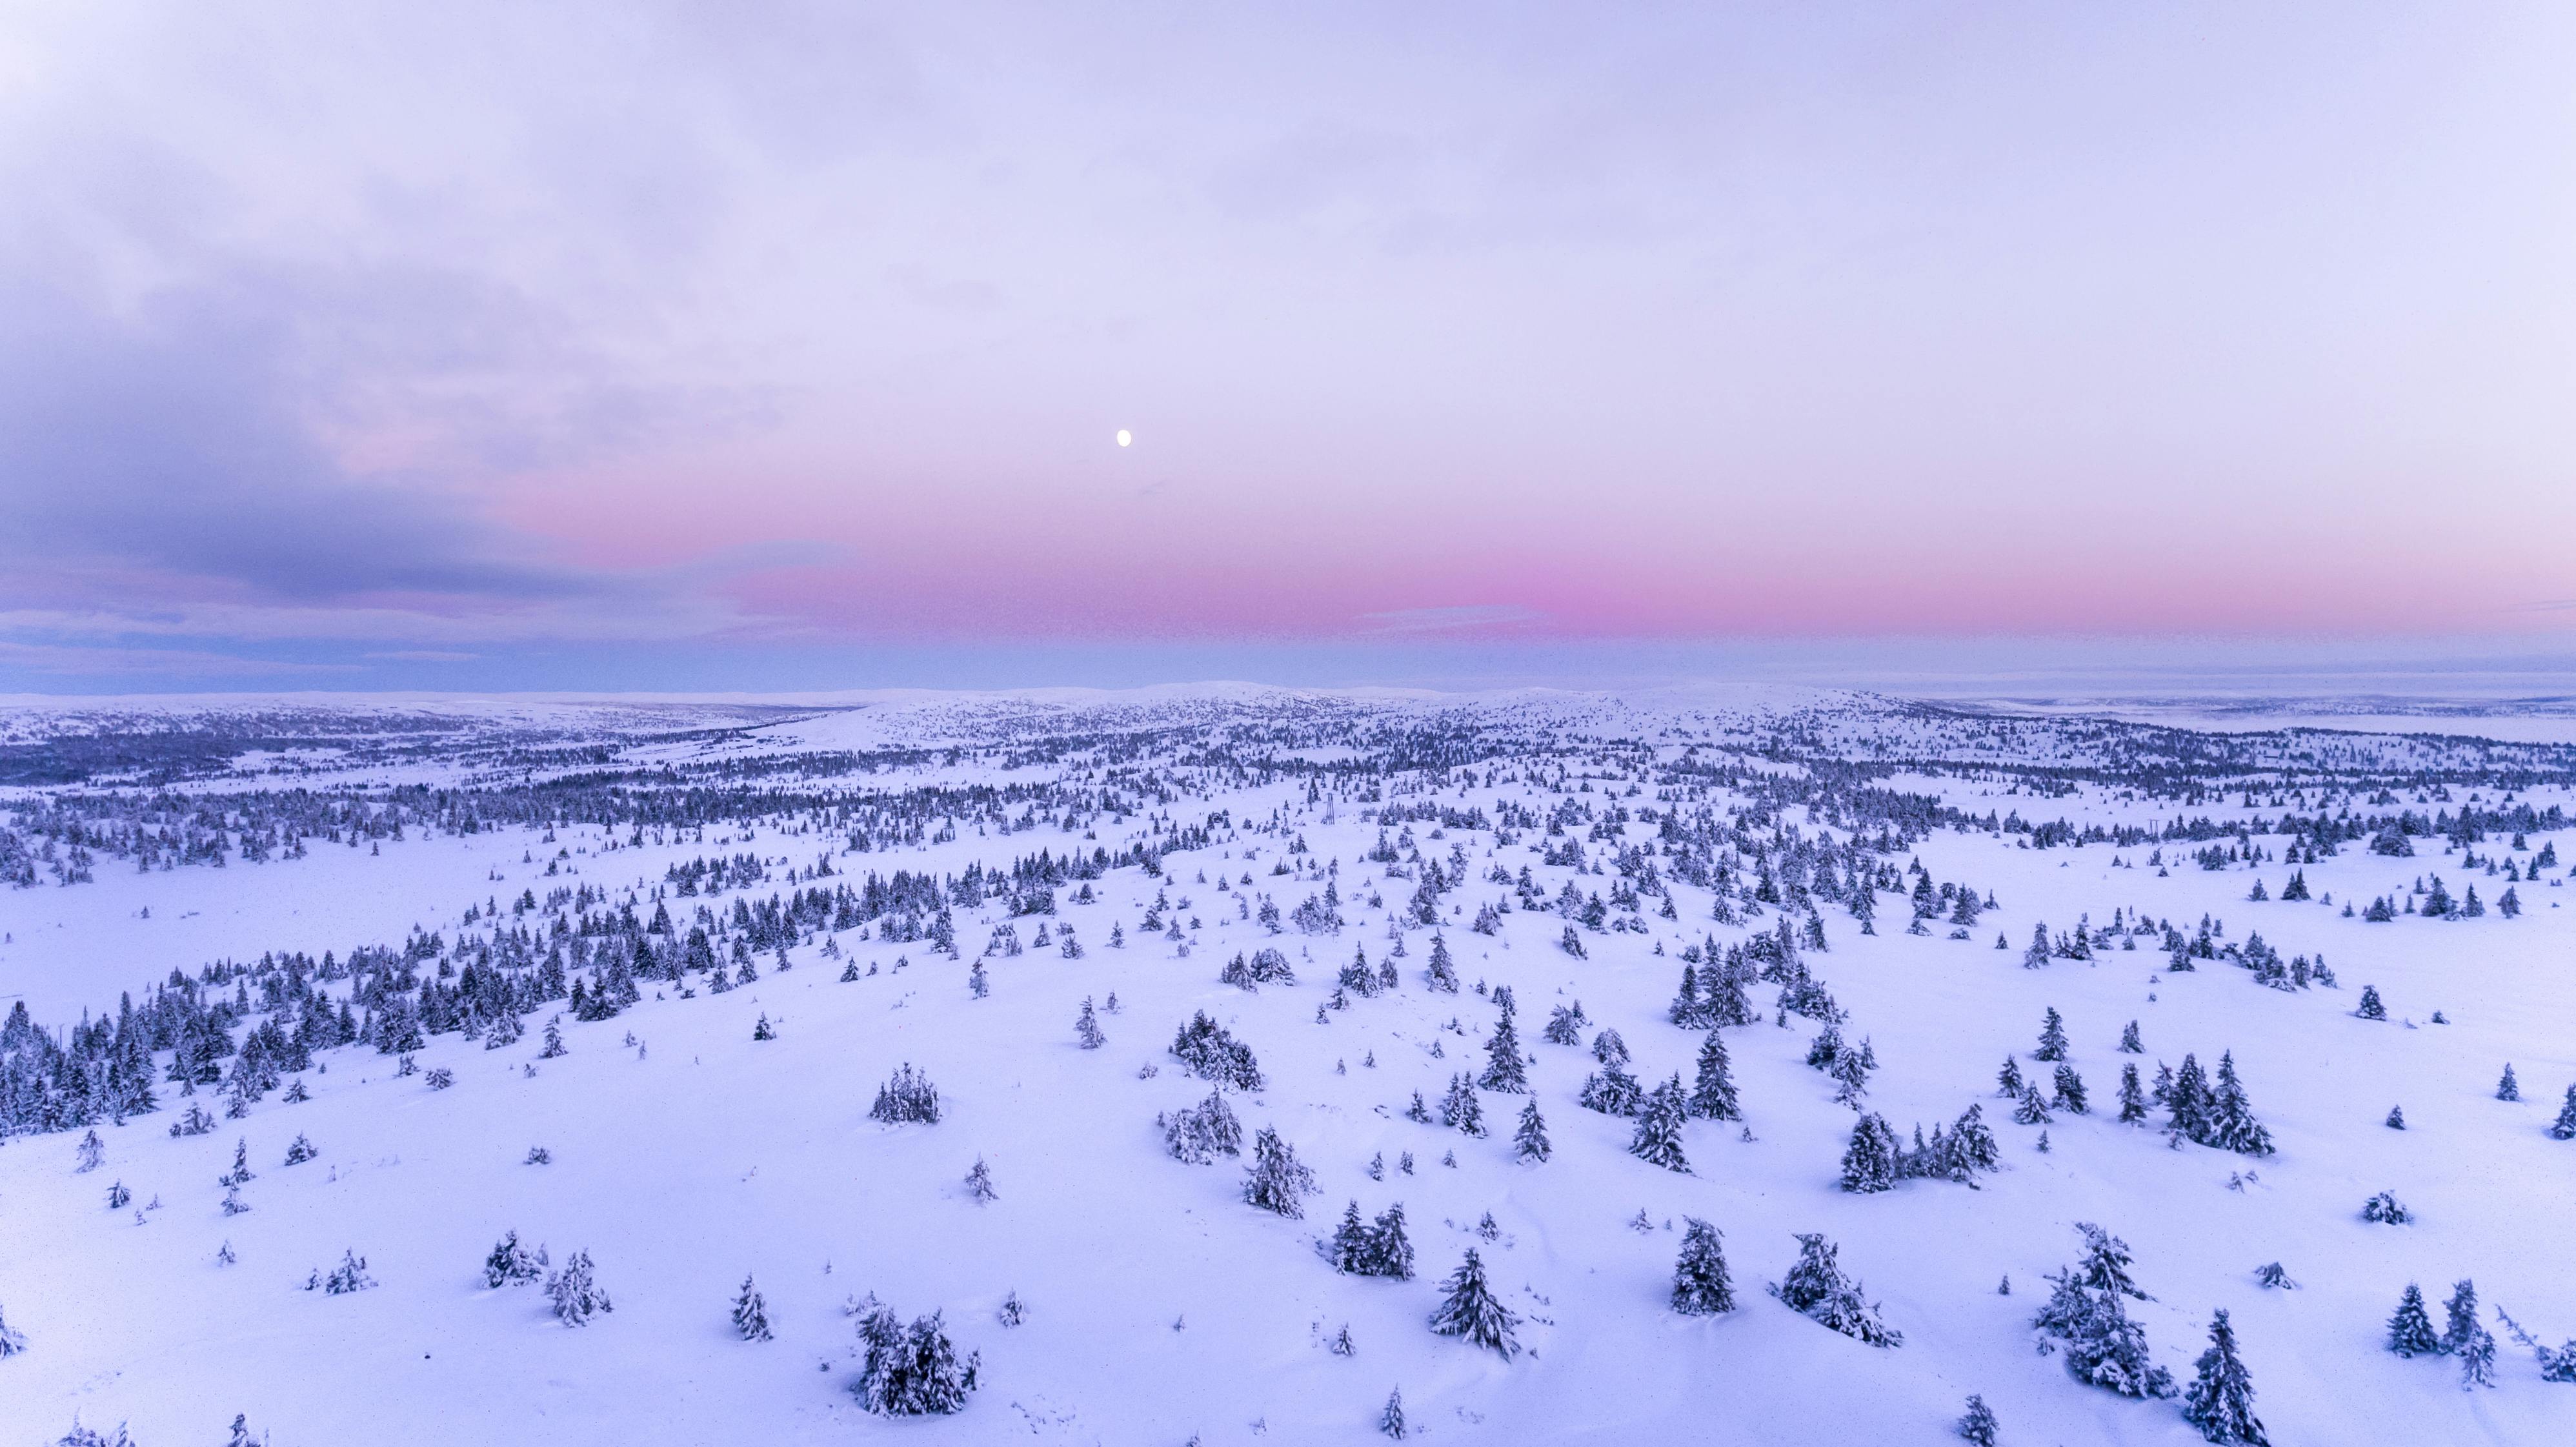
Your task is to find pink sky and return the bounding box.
[2,1,2572,689]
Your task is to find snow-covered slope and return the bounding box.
[3,689,2573,1446]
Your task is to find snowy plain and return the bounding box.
[2,685,2572,1446]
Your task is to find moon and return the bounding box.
[1115,429,1132,447]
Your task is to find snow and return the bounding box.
[3,687,2573,1445]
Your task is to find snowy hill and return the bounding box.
[3,689,2573,1446]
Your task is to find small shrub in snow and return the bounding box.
[485,1231,547,1288]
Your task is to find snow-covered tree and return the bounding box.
[2182,1309,2269,1444]
[1670,1218,1735,1315]
[1427,1248,1520,1358]
[2385,1283,2439,1357]
[733,1275,773,1341]
[1243,1126,1317,1217]
[546,1250,611,1326]
[1771,1233,1900,1346]
[1513,1100,1551,1163]
[1629,1075,1691,1173]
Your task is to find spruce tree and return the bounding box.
[1771,1233,1901,1346]
[2385,1283,2439,1357]
[2035,1007,2069,1061]
[1670,1218,1736,1315]
[2118,1064,2149,1124]
[2495,1064,2519,1101]
[1689,1031,1740,1121]
[1243,1127,1316,1217]
[2206,1052,2273,1156]
[2551,1082,2576,1140]
[1330,1200,1372,1273]
[2181,1309,2269,1444]
[2053,1064,2090,1114]
[1956,1395,1998,1446]
[733,1275,773,1341]
[1628,1075,1691,1173]
[1996,1057,2025,1097]
[2355,985,2386,1021]
[1442,1074,1487,1137]
[1427,1248,1520,1357]
[1367,1203,1417,1280]
[0,1301,23,1358]
[1840,1113,1898,1193]
[2440,1279,2481,1354]
[1513,1099,1551,1163]
[2119,1020,2143,1053]
[1075,998,1106,1049]
[1380,1385,1407,1439]
[1425,935,1458,993]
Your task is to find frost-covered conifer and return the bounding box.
[1771,1233,1900,1346]
[1629,1076,1691,1173]
[2035,1007,2069,1061]
[546,1250,610,1325]
[1425,935,1458,993]
[1243,1127,1317,1217]
[2118,1064,2150,1124]
[1541,1002,1586,1046]
[2052,1064,2089,1114]
[2496,1063,2519,1101]
[1367,1204,1416,1280]
[2355,985,2386,1020]
[0,1301,23,1357]
[870,1064,942,1124]
[2182,1309,2269,1444]
[1996,1057,2025,1098]
[485,1231,546,1288]
[731,1275,772,1341]
[2550,1082,2576,1140]
[1441,1074,1486,1137]
[1380,1385,1407,1439]
[854,1305,978,1415]
[965,1157,998,1204]
[1577,1061,1643,1117]
[2014,1082,2052,1126]
[2440,1279,2480,1354]
[2386,1283,2439,1356]
[1075,997,1106,1049]
[1478,1007,1527,1095]
[1427,1249,1519,1357]
[2205,1053,2273,1155]
[1161,1090,1244,1163]
[1670,1218,1735,1315]
[1956,1395,1998,1445]
[2119,1020,2143,1053]
[1688,1031,1740,1120]
[1513,1100,1551,1163]
[323,1250,376,1295]
[1840,1113,1898,1193]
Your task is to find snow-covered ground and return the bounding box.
[3,685,2572,1446]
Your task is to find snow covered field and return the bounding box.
[3,686,2573,1446]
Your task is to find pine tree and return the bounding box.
[1996,1057,2025,1097]
[1329,1200,1372,1273]
[2168,1054,2212,1139]
[2182,1309,2269,1444]
[1629,1076,1691,1173]
[965,1157,998,1204]
[2206,1052,2274,1156]
[1670,1218,1736,1315]
[2119,1020,2143,1053]
[1367,1203,1416,1280]
[1477,1003,1527,1094]
[1441,1074,1487,1137]
[2440,1279,2481,1354]
[546,1250,611,1325]
[1243,1127,1317,1217]
[2035,1007,2069,1061]
[1427,1248,1520,1357]
[732,1275,773,1341]
[1513,1099,1551,1163]
[2385,1283,2440,1357]
[2551,1082,2576,1140]
[1771,1233,1901,1346]
[2053,1064,2090,1114]
[484,1230,546,1288]
[0,1300,24,1358]
[1425,935,1458,993]
[1956,1395,1998,1446]
[2355,985,2386,1020]
[1380,1385,1407,1439]
[2014,1082,2052,1126]
[1689,1031,1740,1121]
[2497,1063,2520,1101]
[1075,997,1106,1049]
[2118,1064,2150,1124]
[2457,1321,2499,1390]
[1840,1113,1898,1193]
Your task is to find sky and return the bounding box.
[2,1,2573,695]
